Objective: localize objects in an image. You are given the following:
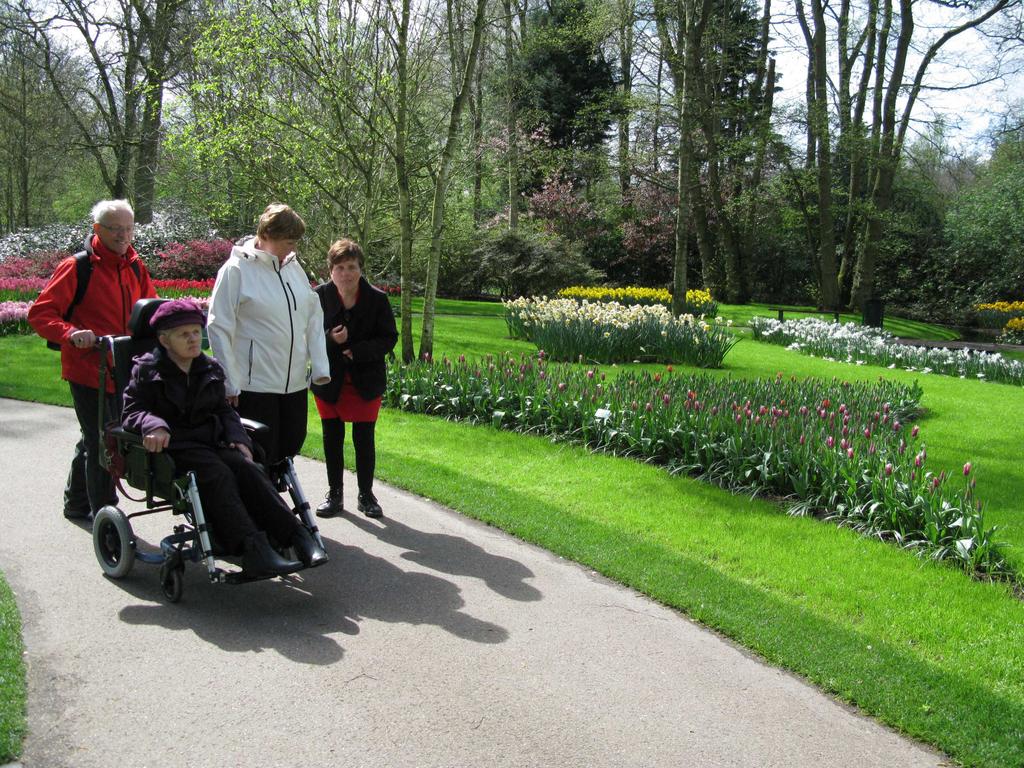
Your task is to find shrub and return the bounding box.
[504,296,737,367]
[0,208,218,277]
[151,239,233,280]
[473,228,601,299]
[386,353,1010,579]
[0,223,84,261]
[0,252,73,280]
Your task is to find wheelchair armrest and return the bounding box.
[108,425,143,445]
[239,417,270,439]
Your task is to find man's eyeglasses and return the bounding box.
[98,223,135,235]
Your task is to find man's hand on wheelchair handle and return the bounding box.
[69,329,98,349]
[143,428,171,453]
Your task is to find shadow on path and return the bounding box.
[344,511,542,602]
[113,536,509,664]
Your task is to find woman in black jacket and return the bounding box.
[313,239,398,519]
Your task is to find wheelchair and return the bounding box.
[91,297,327,602]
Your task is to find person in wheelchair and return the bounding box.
[120,299,328,577]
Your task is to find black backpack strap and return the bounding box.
[62,251,93,323]
[62,254,140,323]
[47,252,143,350]
[47,252,92,350]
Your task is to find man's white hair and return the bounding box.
[91,199,134,224]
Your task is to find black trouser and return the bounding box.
[237,389,309,466]
[65,381,118,514]
[170,445,298,554]
[321,419,376,495]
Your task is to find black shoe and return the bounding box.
[291,526,329,568]
[242,531,302,577]
[315,489,343,518]
[63,506,92,520]
[358,492,383,519]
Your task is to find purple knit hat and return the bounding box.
[150,298,205,331]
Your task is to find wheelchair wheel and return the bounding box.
[159,563,184,603]
[93,506,135,578]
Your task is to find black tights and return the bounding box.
[321,419,376,495]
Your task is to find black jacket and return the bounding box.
[122,347,252,451]
[311,276,398,403]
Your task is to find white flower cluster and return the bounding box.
[0,205,217,264]
[505,296,720,330]
[504,296,736,365]
[750,317,1024,386]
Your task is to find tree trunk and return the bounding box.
[654,0,711,316]
[419,0,489,358]
[394,0,415,362]
[503,0,520,230]
[805,0,840,309]
[617,0,635,198]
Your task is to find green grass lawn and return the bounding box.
[718,301,961,340]
[0,573,26,764]
[0,302,1021,767]
[425,296,961,340]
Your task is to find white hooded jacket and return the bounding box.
[207,237,331,396]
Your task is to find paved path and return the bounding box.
[0,398,948,768]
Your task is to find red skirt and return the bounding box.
[314,375,382,423]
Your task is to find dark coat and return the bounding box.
[122,347,252,451]
[311,276,398,403]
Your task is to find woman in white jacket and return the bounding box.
[208,203,330,466]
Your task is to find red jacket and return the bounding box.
[28,235,157,391]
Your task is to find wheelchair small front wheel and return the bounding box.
[159,563,184,603]
[93,506,136,579]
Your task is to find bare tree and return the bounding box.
[18,0,143,199]
[850,0,1019,307]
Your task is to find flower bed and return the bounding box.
[152,278,216,297]
[999,317,1024,345]
[505,296,737,367]
[0,278,47,302]
[750,317,1024,386]
[386,352,1009,579]
[558,285,717,316]
[0,302,32,336]
[975,301,1024,330]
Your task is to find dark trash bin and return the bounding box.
[863,298,884,328]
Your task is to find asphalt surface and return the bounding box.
[0,397,949,768]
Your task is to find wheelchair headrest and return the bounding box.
[129,298,170,340]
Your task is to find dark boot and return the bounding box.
[358,491,383,519]
[291,525,329,568]
[242,531,301,576]
[315,488,343,518]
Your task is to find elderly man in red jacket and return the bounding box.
[29,200,157,522]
